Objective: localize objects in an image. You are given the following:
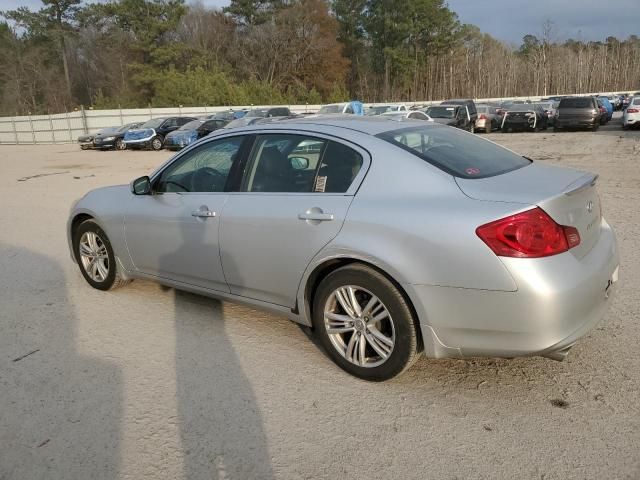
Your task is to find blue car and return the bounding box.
[163,118,228,150]
[597,96,613,122]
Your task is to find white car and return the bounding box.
[623,97,640,130]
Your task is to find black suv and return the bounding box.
[554,97,601,132]
[440,99,478,132]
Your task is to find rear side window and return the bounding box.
[633,98,640,106]
[377,125,530,179]
[559,98,593,108]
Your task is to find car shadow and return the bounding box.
[160,220,274,479]
[0,244,123,479]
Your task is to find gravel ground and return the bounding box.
[1,114,639,479]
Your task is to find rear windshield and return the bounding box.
[179,120,203,130]
[425,106,455,118]
[377,125,531,179]
[633,98,640,105]
[559,98,592,108]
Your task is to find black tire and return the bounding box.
[151,136,164,151]
[469,123,475,134]
[80,145,89,150]
[115,138,126,151]
[553,126,560,132]
[592,123,600,132]
[73,219,130,291]
[312,264,420,381]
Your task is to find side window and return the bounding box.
[316,141,363,193]
[164,118,178,128]
[245,134,326,193]
[177,118,192,126]
[345,105,354,114]
[155,137,244,193]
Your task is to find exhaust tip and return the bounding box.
[543,346,572,362]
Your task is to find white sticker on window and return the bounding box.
[315,176,327,192]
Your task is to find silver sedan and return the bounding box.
[67,116,619,380]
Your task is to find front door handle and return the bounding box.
[191,209,216,218]
[298,212,334,221]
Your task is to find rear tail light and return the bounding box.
[628,108,639,113]
[478,114,487,120]
[476,207,581,258]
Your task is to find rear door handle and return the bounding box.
[298,212,334,221]
[192,209,216,218]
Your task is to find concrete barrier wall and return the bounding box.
[0,91,634,144]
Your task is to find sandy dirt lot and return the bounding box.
[1,116,639,479]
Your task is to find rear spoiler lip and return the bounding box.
[563,173,598,196]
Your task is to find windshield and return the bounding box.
[245,109,269,118]
[377,125,531,179]
[318,104,344,114]
[425,106,455,118]
[367,106,394,115]
[509,105,535,112]
[179,120,203,130]
[559,98,592,108]
[118,123,138,132]
[142,118,164,129]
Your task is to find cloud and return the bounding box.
[447,0,639,44]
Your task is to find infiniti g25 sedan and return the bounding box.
[67,116,619,381]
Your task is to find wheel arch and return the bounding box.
[301,256,423,352]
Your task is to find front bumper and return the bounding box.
[406,218,619,360]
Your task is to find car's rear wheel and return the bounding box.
[312,264,420,381]
[151,136,163,151]
[115,138,126,151]
[73,220,130,291]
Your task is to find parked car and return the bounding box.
[222,107,292,129]
[366,104,408,115]
[597,96,614,122]
[123,117,197,150]
[535,102,559,126]
[318,101,364,115]
[554,97,601,132]
[596,99,608,125]
[92,122,143,151]
[164,118,228,150]
[474,104,502,132]
[66,116,619,380]
[77,133,96,150]
[423,104,475,132]
[381,111,432,121]
[623,96,640,130]
[501,104,548,132]
[440,99,478,130]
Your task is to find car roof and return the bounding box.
[215,114,440,136]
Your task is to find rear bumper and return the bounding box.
[556,117,598,128]
[407,218,619,359]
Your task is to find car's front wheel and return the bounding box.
[313,264,420,381]
[115,138,126,151]
[73,220,130,291]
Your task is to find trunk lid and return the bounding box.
[456,162,602,258]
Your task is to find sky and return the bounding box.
[2,0,638,45]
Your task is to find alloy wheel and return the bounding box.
[79,231,109,282]
[323,285,395,368]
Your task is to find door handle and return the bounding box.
[191,209,216,218]
[298,212,334,221]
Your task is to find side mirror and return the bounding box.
[131,176,151,195]
[290,156,309,170]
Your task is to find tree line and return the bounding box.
[1,0,639,115]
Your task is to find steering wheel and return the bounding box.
[190,167,226,192]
